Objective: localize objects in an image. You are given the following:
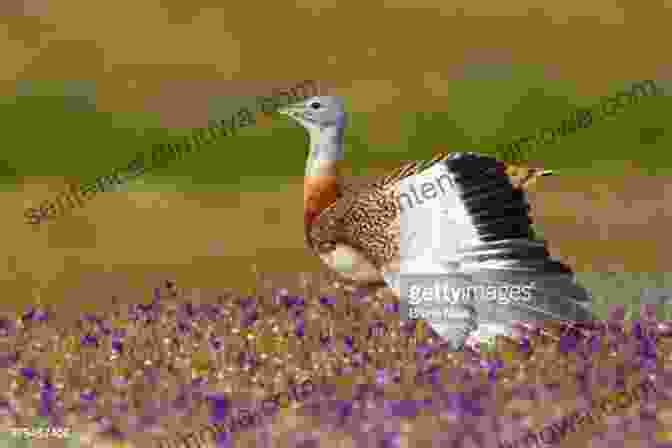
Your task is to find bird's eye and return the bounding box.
[310,102,321,109]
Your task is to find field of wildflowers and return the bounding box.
[1,271,670,447]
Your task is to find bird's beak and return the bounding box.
[277,104,304,118]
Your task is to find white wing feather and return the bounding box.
[383,162,480,347]
[383,153,595,349]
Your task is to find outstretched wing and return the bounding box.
[382,152,595,348]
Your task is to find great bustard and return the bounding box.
[278,95,595,350]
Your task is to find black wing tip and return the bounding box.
[444,152,504,174]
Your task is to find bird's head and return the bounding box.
[277,95,347,134]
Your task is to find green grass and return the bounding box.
[2,74,670,192]
[3,74,672,320]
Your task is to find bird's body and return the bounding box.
[278,95,594,349]
[305,151,552,286]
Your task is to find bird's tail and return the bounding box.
[439,153,595,346]
[503,163,554,192]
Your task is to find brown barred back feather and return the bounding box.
[306,151,554,282]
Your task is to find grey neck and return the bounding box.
[305,126,345,176]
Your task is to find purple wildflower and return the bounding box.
[296,439,319,448]
[191,377,207,389]
[201,304,222,321]
[519,337,531,352]
[0,400,13,416]
[336,400,353,424]
[20,367,37,380]
[92,416,114,433]
[171,391,190,415]
[273,288,289,305]
[98,427,126,443]
[238,351,257,370]
[375,369,390,386]
[0,318,15,337]
[177,320,191,334]
[608,304,626,322]
[383,302,399,313]
[639,337,657,360]
[284,296,304,308]
[33,309,49,321]
[110,398,129,416]
[238,297,256,309]
[111,375,128,387]
[81,312,99,323]
[144,367,160,385]
[209,335,224,351]
[444,392,483,417]
[640,304,658,321]
[81,334,98,346]
[416,343,432,358]
[351,352,365,368]
[242,311,258,327]
[368,321,388,338]
[137,302,154,314]
[418,365,441,386]
[487,360,503,383]
[126,304,139,318]
[0,351,18,368]
[351,287,368,301]
[343,336,354,352]
[80,390,97,402]
[215,430,232,448]
[39,380,55,416]
[319,296,336,306]
[129,413,161,433]
[182,302,195,317]
[385,400,419,418]
[22,307,36,321]
[111,338,123,354]
[206,394,230,424]
[379,432,401,448]
[559,334,578,353]
[295,318,305,338]
[658,322,672,338]
[399,321,415,337]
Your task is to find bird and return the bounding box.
[277,95,596,350]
